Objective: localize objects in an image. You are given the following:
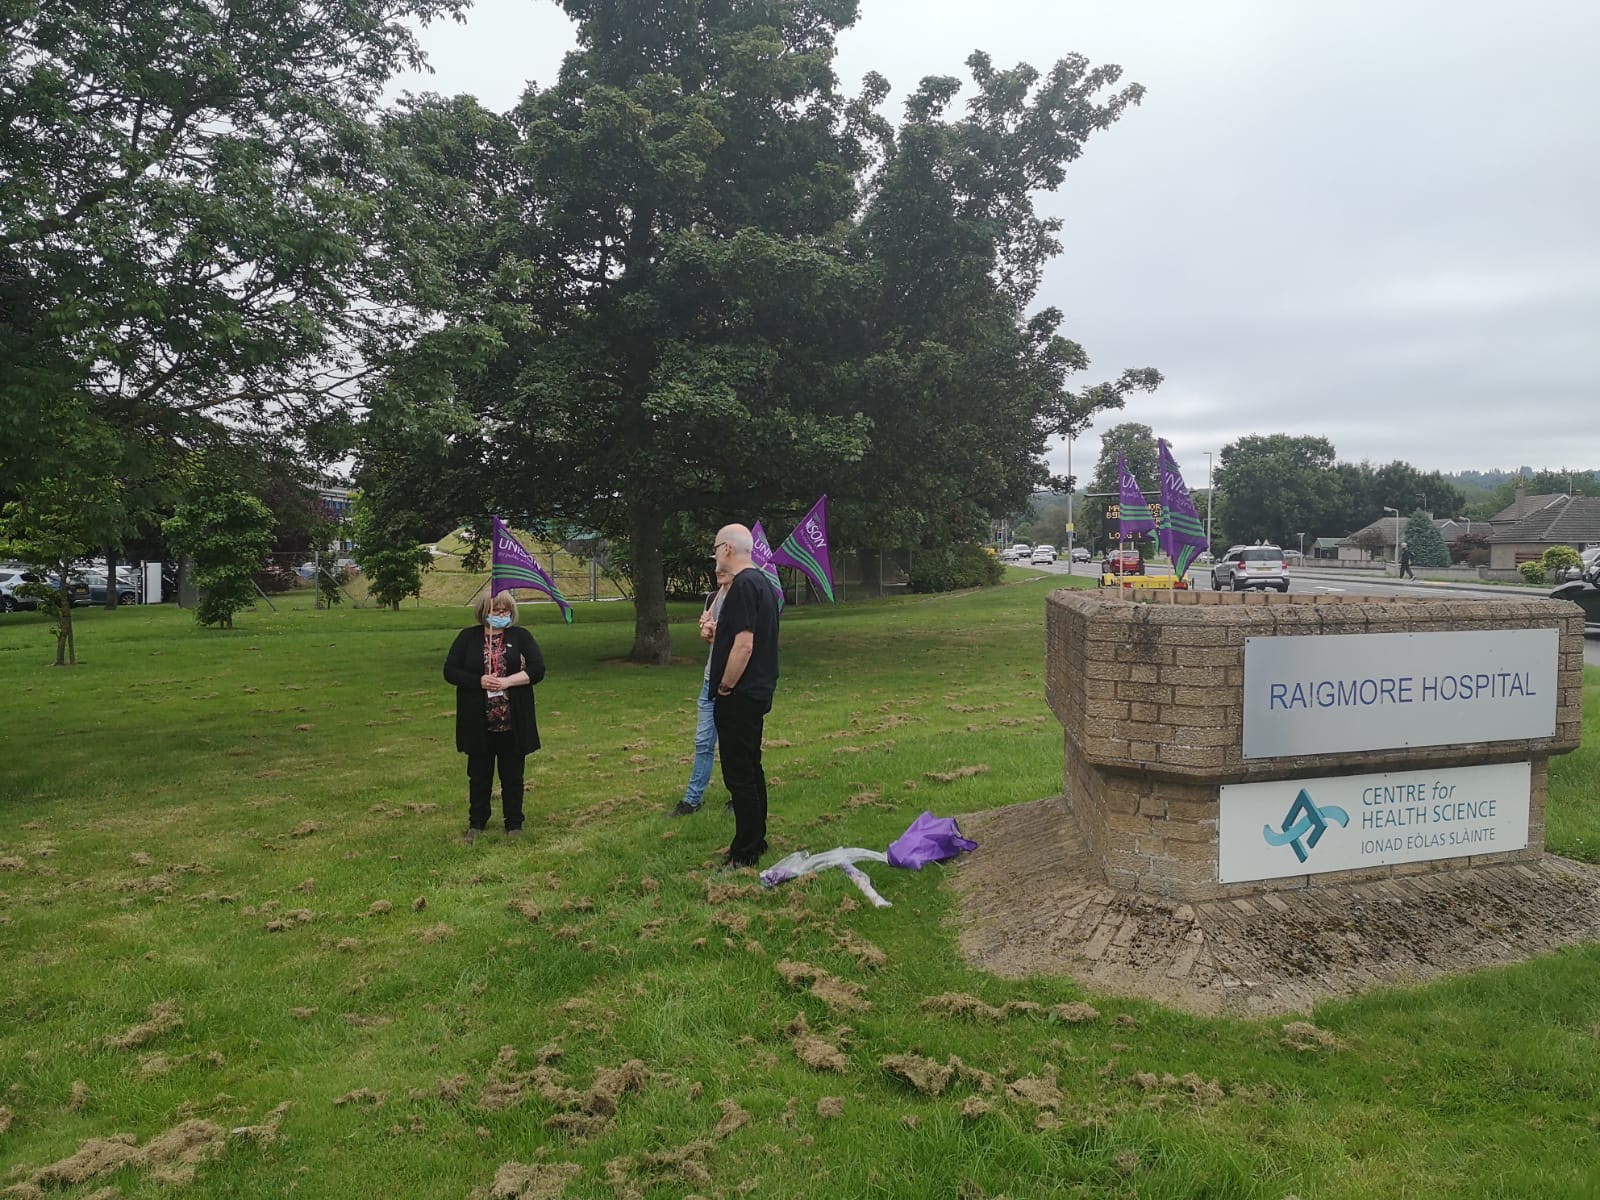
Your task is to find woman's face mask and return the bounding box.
[486,613,511,630]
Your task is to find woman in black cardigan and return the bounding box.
[443,591,545,842]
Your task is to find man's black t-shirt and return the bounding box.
[708,567,780,709]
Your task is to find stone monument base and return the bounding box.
[952,795,1600,1016]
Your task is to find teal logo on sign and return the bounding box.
[1263,788,1350,863]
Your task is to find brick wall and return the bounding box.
[1047,589,1584,901]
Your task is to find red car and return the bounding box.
[1104,549,1144,576]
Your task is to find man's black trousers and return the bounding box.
[714,694,769,864]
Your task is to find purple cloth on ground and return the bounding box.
[886,811,977,869]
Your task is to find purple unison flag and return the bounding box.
[771,494,836,603]
[1156,440,1209,581]
[750,521,786,610]
[1117,453,1155,537]
[489,517,573,624]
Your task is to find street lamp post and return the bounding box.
[1298,531,1305,561]
[1204,450,1214,550]
[1065,434,1074,564]
[1383,506,1400,571]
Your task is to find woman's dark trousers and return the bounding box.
[466,729,525,831]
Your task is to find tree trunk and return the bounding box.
[627,502,672,665]
[104,545,119,611]
[55,557,76,666]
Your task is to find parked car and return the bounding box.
[80,572,139,606]
[1070,547,1091,562]
[1,569,94,610]
[1211,545,1290,592]
[0,567,45,612]
[1559,546,1600,581]
[1030,544,1057,565]
[1552,555,1600,635]
[1104,548,1144,575]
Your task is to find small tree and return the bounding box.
[1,464,125,665]
[1404,511,1450,568]
[1450,532,1490,566]
[1347,526,1388,560]
[164,483,273,628]
[1542,545,1582,582]
[348,491,432,611]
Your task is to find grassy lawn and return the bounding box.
[1,579,1597,1199]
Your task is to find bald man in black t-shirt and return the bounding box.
[707,523,780,869]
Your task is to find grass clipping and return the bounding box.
[9,1118,228,1192]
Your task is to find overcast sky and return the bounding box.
[389,0,1600,483]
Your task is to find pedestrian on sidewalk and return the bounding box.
[1400,542,1415,580]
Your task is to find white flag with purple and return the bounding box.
[771,494,836,603]
[1156,440,1208,580]
[490,517,573,624]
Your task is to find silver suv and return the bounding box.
[0,567,46,612]
[1211,545,1290,592]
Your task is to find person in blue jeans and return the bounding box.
[670,565,731,816]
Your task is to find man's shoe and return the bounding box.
[669,801,701,817]
[463,828,482,845]
[505,829,523,840]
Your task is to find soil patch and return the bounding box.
[103,1001,182,1051]
[952,795,1600,1016]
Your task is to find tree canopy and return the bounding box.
[1212,435,1469,549]
[363,0,1158,662]
[2,0,464,544]
[1080,423,1159,552]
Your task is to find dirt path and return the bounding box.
[952,795,1600,1016]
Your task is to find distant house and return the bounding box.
[1434,518,1492,542]
[1336,513,1490,564]
[1485,485,1569,531]
[1337,515,1400,562]
[1484,492,1600,570]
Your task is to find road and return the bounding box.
[1030,559,1600,667]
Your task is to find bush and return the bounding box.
[1450,533,1490,566]
[1542,546,1581,580]
[1519,561,1548,585]
[907,543,1005,593]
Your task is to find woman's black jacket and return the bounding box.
[443,625,545,756]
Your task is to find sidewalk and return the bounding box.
[1295,566,1552,600]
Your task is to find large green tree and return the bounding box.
[1328,460,1466,533]
[1,0,462,496]
[1214,434,1344,549]
[1082,422,1159,553]
[365,0,1156,663]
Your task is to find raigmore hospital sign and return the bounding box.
[1242,629,1559,759]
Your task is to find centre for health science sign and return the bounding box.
[1218,761,1530,883]
[1242,629,1558,759]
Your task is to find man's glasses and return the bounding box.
[710,541,728,558]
